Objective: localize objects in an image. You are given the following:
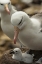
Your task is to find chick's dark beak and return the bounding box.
[10,50,15,54]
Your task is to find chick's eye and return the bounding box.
[16,51,17,52]
[0,3,3,5]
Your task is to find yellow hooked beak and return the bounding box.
[4,4,10,14]
[14,26,20,44]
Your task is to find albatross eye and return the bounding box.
[8,2,10,5]
[0,3,3,5]
[18,17,23,25]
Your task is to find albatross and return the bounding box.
[0,0,16,40]
[11,11,42,50]
[0,0,23,47]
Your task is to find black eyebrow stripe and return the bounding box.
[18,17,23,25]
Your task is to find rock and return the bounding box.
[0,13,1,30]
[23,4,42,15]
[10,0,19,5]
[0,50,20,64]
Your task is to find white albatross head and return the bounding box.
[11,11,29,29]
[0,0,11,14]
[11,11,30,44]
